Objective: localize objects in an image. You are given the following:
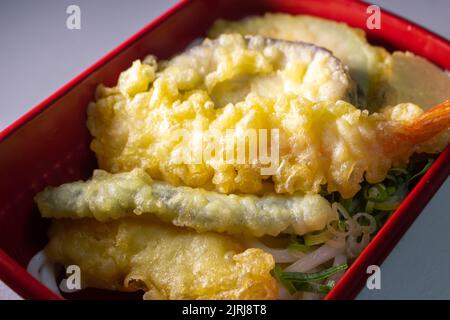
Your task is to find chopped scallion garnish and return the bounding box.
[274,264,348,294]
[409,158,433,182]
[282,264,348,283]
[303,230,333,246]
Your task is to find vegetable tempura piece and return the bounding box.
[209,15,450,112]
[87,33,358,195]
[87,32,449,197]
[88,78,450,198]
[208,13,390,109]
[45,218,277,300]
[161,34,357,105]
[35,169,336,237]
[378,52,450,110]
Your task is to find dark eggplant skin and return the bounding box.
[182,34,361,107]
[256,36,362,107]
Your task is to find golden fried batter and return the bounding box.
[87,33,360,195]
[209,13,390,109]
[35,168,336,236]
[378,52,450,110]
[88,72,449,198]
[209,14,450,112]
[87,32,449,198]
[46,218,277,300]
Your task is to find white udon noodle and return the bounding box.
[27,250,84,296]
[27,202,375,300]
[26,250,62,296]
[273,202,376,299]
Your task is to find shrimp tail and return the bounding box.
[383,100,450,156]
[402,99,450,144]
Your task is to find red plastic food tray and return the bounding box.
[0,0,449,300]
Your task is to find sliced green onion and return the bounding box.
[274,264,347,295]
[409,158,433,182]
[363,184,389,202]
[288,242,317,253]
[388,167,409,176]
[323,156,434,249]
[386,186,397,195]
[338,197,353,213]
[273,265,296,294]
[282,264,348,283]
[365,200,375,213]
[303,230,333,246]
[373,201,401,211]
[374,211,394,232]
[337,220,347,232]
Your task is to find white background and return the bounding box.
[0,0,449,299]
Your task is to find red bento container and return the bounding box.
[0,0,449,300]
